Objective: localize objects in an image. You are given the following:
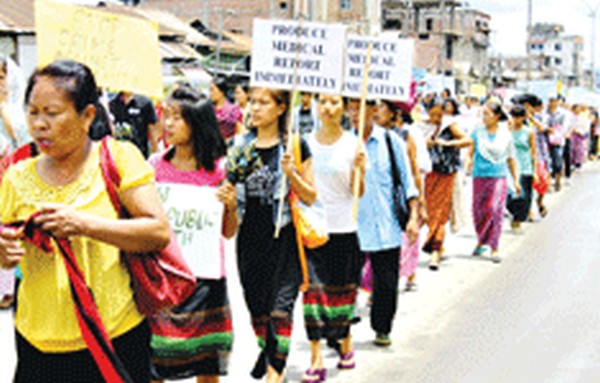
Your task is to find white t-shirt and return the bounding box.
[307,131,359,234]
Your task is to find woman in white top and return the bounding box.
[301,94,366,383]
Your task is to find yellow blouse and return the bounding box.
[0,140,153,352]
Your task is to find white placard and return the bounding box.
[250,18,347,94]
[157,183,224,280]
[343,36,414,101]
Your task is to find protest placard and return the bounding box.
[157,184,224,280]
[343,36,414,101]
[250,18,347,94]
[35,0,163,98]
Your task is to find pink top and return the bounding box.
[149,151,227,279]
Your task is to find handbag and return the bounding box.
[99,137,196,316]
[289,134,329,249]
[384,131,410,230]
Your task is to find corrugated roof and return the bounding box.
[0,0,250,54]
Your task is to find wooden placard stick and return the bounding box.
[352,41,373,223]
[274,14,304,239]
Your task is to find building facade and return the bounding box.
[381,0,491,94]
[529,23,584,87]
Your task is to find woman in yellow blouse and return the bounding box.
[0,60,170,382]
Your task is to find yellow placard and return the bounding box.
[470,83,487,99]
[35,0,163,98]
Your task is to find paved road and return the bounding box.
[1,162,599,382]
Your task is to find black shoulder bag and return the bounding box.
[384,131,410,230]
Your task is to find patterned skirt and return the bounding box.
[150,278,232,380]
[303,233,362,342]
[472,177,507,250]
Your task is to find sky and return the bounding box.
[466,0,599,65]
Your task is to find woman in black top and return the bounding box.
[228,88,317,383]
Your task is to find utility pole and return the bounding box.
[581,0,600,89]
[404,0,412,37]
[438,0,446,74]
[526,0,532,88]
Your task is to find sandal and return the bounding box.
[302,368,326,383]
[337,350,355,369]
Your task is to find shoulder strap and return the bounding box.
[292,133,303,174]
[99,137,124,217]
[384,131,402,189]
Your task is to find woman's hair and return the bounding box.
[236,82,250,94]
[250,88,290,135]
[166,86,226,172]
[444,98,460,116]
[213,77,229,99]
[487,102,508,122]
[509,104,527,118]
[381,100,399,121]
[426,97,445,112]
[400,110,414,125]
[25,60,98,114]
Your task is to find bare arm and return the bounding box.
[350,143,367,198]
[445,123,474,148]
[216,183,239,239]
[507,157,522,195]
[529,130,538,176]
[284,155,318,206]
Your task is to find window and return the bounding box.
[531,44,537,51]
[384,19,403,31]
[475,20,481,28]
[426,18,433,31]
[446,35,453,59]
[418,33,430,40]
[538,44,544,50]
[341,0,351,10]
[544,57,551,67]
[555,57,562,65]
[279,1,287,10]
[555,43,562,51]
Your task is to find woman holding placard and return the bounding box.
[301,94,366,382]
[148,87,237,383]
[228,88,317,383]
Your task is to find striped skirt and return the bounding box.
[303,233,362,342]
[472,177,508,251]
[423,171,456,253]
[150,278,232,380]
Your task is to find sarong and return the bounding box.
[150,278,232,380]
[422,171,456,253]
[303,233,362,342]
[472,177,507,250]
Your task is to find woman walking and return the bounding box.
[506,105,536,234]
[148,88,237,383]
[470,102,521,263]
[0,60,170,382]
[419,99,471,270]
[228,88,317,383]
[301,94,366,382]
[210,78,243,143]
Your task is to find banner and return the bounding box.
[250,18,347,94]
[35,0,163,98]
[157,183,224,280]
[343,36,414,101]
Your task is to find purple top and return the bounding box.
[216,100,243,140]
